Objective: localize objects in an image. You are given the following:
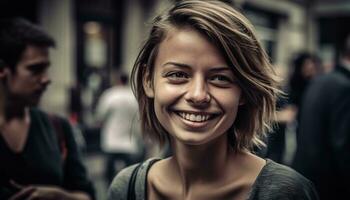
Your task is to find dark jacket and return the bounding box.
[292,65,350,199]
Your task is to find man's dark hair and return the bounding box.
[0,18,55,71]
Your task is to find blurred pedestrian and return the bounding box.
[292,36,350,199]
[288,52,321,121]
[0,18,95,200]
[265,52,322,163]
[108,1,319,199]
[95,72,143,184]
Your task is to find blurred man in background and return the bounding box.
[0,18,95,200]
[95,72,144,184]
[292,36,350,199]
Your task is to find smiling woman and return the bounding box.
[107,1,319,200]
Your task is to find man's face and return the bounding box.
[4,45,51,106]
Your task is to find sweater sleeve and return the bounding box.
[107,164,140,200]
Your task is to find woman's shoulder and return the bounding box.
[107,163,140,199]
[248,159,319,200]
[258,159,312,184]
[107,157,161,200]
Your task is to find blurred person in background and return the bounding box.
[288,52,322,123]
[264,52,322,163]
[95,71,144,184]
[0,18,95,200]
[292,36,350,199]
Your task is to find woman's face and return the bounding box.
[144,28,243,146]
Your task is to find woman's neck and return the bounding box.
[148,135,263,200]
[170,134,237,187]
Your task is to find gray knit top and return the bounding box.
[107,158,319,200]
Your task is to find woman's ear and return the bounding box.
[143,68,154,98]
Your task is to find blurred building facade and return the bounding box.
[1,0,349,126]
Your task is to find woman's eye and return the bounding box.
[210,75,232,83]
[166,71,188,80]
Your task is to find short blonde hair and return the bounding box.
[131,0,280,151]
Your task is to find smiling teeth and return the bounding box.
[179,112,210,122]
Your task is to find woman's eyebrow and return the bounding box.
[162,62,230,71]
[162,62,191,69]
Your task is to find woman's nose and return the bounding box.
[184,76,211,105]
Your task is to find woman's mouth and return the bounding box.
[175,111,217,123]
